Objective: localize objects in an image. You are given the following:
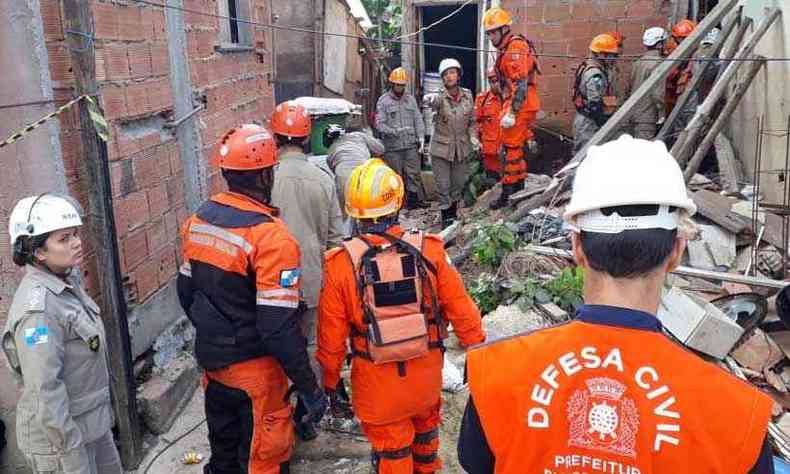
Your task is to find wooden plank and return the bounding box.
[62,0,142,468]
[507,0,739,223]
[715,133,743,195]
[691,189,753,234]
[683,58,766,181]
[762,211,788,251]
[509,186,548,204]
[656,11,739,141]
[672,9,780,165]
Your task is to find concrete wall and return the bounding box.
[0,0,69,470]
[272,0,318,101]
[1,0,277,468]
[727,0,789,205]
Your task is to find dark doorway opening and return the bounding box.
[421,4,478,92]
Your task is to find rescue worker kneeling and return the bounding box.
[177,124,327,474]
[458,135,775,474]
[317,159,485,474]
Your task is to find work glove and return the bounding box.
[500,112,516,129]
[657,116,666,126]
[470,136,481,153]
[327,388,354,420]
[527,139,539,155]
[418,138,426,154]
[298,388,328,425]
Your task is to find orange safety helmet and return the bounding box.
[672,19,697,39]
[482,7,513,32]
[605,31,625,49]
[271,101,311,139]
[216,124,278,171]
[345,158,404,220]
[589,33,620,54]
[389,67,408,85]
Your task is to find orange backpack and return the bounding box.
[342,230,446,367]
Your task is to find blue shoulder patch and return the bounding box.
[24,326,49,346]
[279,269,301,288]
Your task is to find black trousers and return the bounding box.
[204,379,290,474]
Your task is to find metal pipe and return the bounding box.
[524,245,789,289]
[163,104,205,129]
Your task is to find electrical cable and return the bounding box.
[141,418,207,474]
[130,0,790,64]
[392,0,476,40]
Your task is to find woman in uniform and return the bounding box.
[2,194,121,474]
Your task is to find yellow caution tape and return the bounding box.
[0,94,109,149]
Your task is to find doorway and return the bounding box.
[420,4,479,92]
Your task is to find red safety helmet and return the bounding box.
[215,124,278,171]
[671,19,697,39]
[271,101,311,138]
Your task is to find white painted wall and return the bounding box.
[727,1,789,204]
[324,0,349,95]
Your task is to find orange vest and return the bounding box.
[467,305,773,474]
[475,91,503,156]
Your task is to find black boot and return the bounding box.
[489,183,511,210]
[441,202,457,229]
[294,396,319,441]
[405,192,430,210]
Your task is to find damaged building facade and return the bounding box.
[0,0,374,470]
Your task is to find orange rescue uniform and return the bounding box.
[317,226,485,474]
[178,192,317,473]
[475,90,504,174]
[665,61,693,115]
[495,32,541,185]
[461,305,773,473]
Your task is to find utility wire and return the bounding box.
[130,0,789,64]
[393,0,476,40]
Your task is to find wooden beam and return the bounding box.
[671,8,780,165]
[683,58,766,182]
[61,0,142,468]
[559,0,737,175]
[508,0,739,223]
[656,11,739,141]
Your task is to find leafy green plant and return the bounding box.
[470,222,519,268]
[544,267,584,311]
[469,273,500,315]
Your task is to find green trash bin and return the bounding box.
[310,114,348,156]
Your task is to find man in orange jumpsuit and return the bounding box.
[457,136,774,473]
[665,19,696,116]
[177,125,327,474]
[475,67,504,186]
[483,6,541,210]
[317,159,485,474]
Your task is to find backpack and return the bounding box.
[343,230,446,370]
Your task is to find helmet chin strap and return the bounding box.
[357,214,399,235]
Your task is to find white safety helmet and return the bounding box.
[9,194,83,246]
[701,27,720,46]
[438,58,463,78]
[563,135,696,234]
[642,27,668,47]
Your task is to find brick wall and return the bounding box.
[501,0,673,131]
[37,0,275,313]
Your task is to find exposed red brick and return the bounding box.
[60,131,83,180]
[563,21,592,40]
[616,20,647,47]
[148,183,169,217]
[540,25,565,42]
[155,244,177,286]
[627,0,657,19]
[105,44,130,80]
[164,210,180,239]
[539,40,570,56]
[543,3,571,23]
[120,191,150,233]
[118,5,144,41]
[95,47,107,82]
[40,0,63,40]
[132,148,160,189]
[123,227,148,269]
[79,254,101,300]
[48,45,74,83]
[570,2,595,21]
[605,1,629,19]
[148,78,174,113]
[134,258,161,301]
[125,81,151,117]
[152,8,168,41]
[100,84,127,121]
[166,175,185,208]
[92,1,120,40]
[150,43,170,76]
[147,218,169,253]
[127,42,152,78]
